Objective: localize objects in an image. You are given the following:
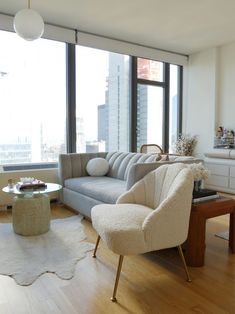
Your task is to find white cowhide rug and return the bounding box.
[0,215,94,285]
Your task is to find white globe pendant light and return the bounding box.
[13,0,44,41]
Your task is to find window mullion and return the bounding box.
[137,78,165,88]
[130,57,138,152]
[66,43,76,153]
[177,66,183,136]
[163,63,170,153]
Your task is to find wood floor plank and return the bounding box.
[0,202,234,313]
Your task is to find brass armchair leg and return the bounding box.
[111,255,124,302]
[177,245,192,282]
[92,235,101,258]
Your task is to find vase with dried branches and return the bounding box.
[174,134,197,156]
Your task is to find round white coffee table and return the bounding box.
[2,183,62,236]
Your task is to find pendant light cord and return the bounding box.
[28,0,31,9]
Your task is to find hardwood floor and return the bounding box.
[0,202,234,314]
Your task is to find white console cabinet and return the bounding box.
[204,150,235,194]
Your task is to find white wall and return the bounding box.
[217,42,235,128]
[185,41,235,159]
[184,48,217,158]
[0,168,60,207]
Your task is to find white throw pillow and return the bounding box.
[86,158,109,176]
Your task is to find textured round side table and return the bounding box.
[12,194,51,236]
[2,183,62,236]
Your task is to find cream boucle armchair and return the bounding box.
[91,163,194,302]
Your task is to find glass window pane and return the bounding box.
[0,31,66,165]
[137,58,163,81]
[76,46,130,153]
[137,84,163,150]
[169,64,180,153]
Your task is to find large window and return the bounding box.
[76,46,130,153]
[135,58,182,152]
[0,29,183,167]
[0,30,66,165]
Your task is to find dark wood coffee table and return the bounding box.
[185,197,235,267]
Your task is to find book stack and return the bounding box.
[16,180,47,191]
[192,188,219,203]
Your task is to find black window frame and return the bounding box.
[0,35,183,170]
[68,46,183,154]
[130,57,182,153]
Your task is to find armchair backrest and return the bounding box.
[142,164,194,249]
[117,163,194,250]
[155,163,191,208]
[125,163,193,209]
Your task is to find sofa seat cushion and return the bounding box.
[64,176,126,204]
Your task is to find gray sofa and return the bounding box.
[58,151,201,218]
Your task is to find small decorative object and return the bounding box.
[193,180,202,192]
[188,163,210,192]
[17,178,46,190]
[20,177,35,184]
[174,134,197,156]
[216,126,223,138]
[214,126,235,148]
[8,179,14,189]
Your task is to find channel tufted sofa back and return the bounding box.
[58,152,158,183]
[105,152,158,180]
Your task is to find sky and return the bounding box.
[76,46,109,141]
[0,30,66,144]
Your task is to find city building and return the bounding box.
[97,104,108,150]
[106,53,130,151]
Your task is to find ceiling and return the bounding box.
[1,0,235,55]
